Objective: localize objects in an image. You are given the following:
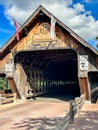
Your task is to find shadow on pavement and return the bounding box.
[35,93,79,102]
[11,116,63,130]
[67,110,98,130]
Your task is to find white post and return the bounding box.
[13,93,16,103]
[0,94,2,105]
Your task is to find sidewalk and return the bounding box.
[66,103,98,130]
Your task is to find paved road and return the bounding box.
[0,97,69,130]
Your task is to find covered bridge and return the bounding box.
[0,5,98,102]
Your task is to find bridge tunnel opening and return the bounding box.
[14,49,80,101]
[88,72,98,103]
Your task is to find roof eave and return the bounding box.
[0,5,97,55]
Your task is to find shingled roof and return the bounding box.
[0,5,98,55]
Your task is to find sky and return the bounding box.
[0,0,98,50]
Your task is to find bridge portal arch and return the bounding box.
[14,48,81,100]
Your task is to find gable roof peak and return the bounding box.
[0,5,98,55]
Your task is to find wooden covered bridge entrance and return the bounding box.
[14,49,80,99]
[0,5,98,102]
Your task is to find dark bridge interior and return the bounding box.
[88,72,98,103]
[14,49,80,100]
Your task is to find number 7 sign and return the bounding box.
[80,55,88,70]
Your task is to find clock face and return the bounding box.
[40,23,50,34]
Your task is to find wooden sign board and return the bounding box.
[5,63,13,77]
[80,55,88,71]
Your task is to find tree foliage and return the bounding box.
[96,44,98,48]
[0,77,7,90]
[96,36,98,51]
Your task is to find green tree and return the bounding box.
[96,44,98,48]
[0,77,7,90]
[96,36,98,49]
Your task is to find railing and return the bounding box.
[0,93,16,105]
[0,93,85,129]
[55,94,85,130]
[69,94,85,124]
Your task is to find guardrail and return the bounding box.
[55,94,85,130]
[0,93,16,105]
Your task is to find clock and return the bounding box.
[40,23,50,34]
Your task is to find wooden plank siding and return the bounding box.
[79,77,90,100]
[0,5,97,101]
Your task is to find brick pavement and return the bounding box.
[0,98,69,130]
[1,98,98,130]
[66,103,98,130]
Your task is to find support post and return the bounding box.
[69,100,74,124]
[0,94,1,105]
[13,93,16,103]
